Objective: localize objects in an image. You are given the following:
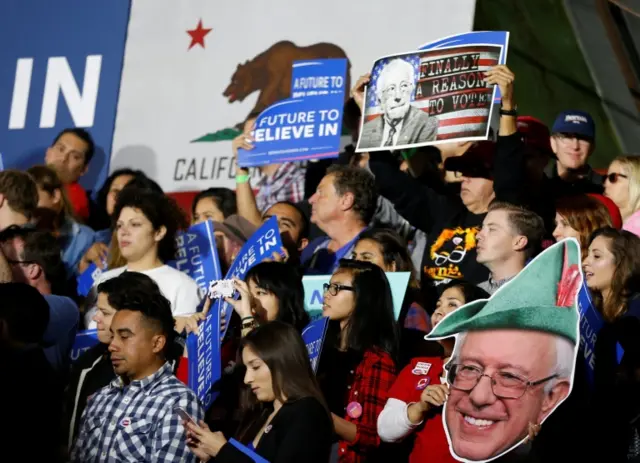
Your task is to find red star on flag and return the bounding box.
[187,19,212,50]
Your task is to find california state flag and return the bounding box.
[111,0,476,193]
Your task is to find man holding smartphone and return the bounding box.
[70,276,203,462]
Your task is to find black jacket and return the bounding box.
[216,397,333,463]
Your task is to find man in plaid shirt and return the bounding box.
[71,279,203,462]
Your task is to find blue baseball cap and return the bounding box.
[552,110,595,139]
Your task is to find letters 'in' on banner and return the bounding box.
[219,216,283,341]
[237,58,348,168]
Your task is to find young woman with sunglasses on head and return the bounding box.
[184,321,333,463]
[582,227,640,461]
[604,156,640,236]
[316,259,399,462]
[377,281,489,463]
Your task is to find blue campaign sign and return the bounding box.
[237,59,347,167]
[70,329,100,362]
[302,272,411,321]
[301,317,330,373]
[168,220,222,299]
[577,282,604,387]
[0,2,131,193]
[419,31,510,102]
[186,306,220,411]
[76,262,104,297]
[229,439,270,463]
[219,216,283,341]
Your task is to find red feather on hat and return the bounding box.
[557,243,581,307]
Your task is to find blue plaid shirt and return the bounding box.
[71,362,203,462]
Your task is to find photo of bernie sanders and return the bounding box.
[357,57,438,150]
[425,239,581,463]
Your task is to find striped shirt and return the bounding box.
[71,362,203,462]
[254,162,306,213]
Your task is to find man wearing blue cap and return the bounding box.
[545,110,604,197]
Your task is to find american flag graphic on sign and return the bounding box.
[359,44,502,151]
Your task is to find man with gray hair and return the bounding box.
[425,239,581,462]
[359,58,438,149]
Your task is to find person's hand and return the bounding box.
[231,122,255,175]
[262,247,289,263]
[223,278,253,319]
[483,65,515,110]
[78,242,109,273]
[175,312,207,335]
[351,73,371,111]
[420,383,449,409]
[185,420,227,459]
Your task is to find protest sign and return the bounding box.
[219,216,283,341]
[301,316,330,373]
[76,263,104,297]
[237,58,347,167]
[0,153,4,171]
[302,272,410,321]
[419,31,509,103]
[168,220,222,299]
[229,439,269,463]
[70,329,100,362]
[577,282,603,387]
[186,304,220,410]
[356,41,505,152]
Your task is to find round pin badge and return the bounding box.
[346,401,363,419]
[416,378,430,390]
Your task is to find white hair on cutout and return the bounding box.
[448,331,575,394]
[375,58,415,100]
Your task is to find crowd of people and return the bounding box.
[1,63,639,463]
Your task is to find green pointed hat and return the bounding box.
[426,238,582,344]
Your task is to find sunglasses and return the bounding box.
[606,172,628,183]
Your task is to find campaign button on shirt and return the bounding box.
[416,377,430,390]
[347,401,362,419]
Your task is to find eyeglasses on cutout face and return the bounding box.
[322,283,355,297]
[446,363,557,400]
[606,172,628,184]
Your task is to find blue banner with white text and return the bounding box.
[301,317,330,373]
[577,283,604,387]
[168,220,222,301]
[186,305,220,411]
[76,263,104,298]
[0,1,130,193]
[237,59,347,167]
[219,216,283,341]
[70,329,100,362]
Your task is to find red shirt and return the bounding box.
[338,348,397,463]
[65,182,89,221]
[388,357,455,463]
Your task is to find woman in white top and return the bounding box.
[84,188,202,328]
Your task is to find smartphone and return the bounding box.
[175,407,197,426]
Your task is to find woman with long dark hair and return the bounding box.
[377,280,490,463]
[316,259,399,462]
[583,227,640,461]
[184,321,333,462]
[224,262,310,336]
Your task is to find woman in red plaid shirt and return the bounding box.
[316,259,399,463]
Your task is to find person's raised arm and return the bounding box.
[233,126,262,226]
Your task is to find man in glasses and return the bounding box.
[426,239,580,462]
[546,110,604,197]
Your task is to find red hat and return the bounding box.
[588,194,623,229]
[444,141,495,179]
[517,116,552,155]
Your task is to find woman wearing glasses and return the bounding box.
[316,259,399,462]
[603,156,640,236]
[377,281,489,463]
